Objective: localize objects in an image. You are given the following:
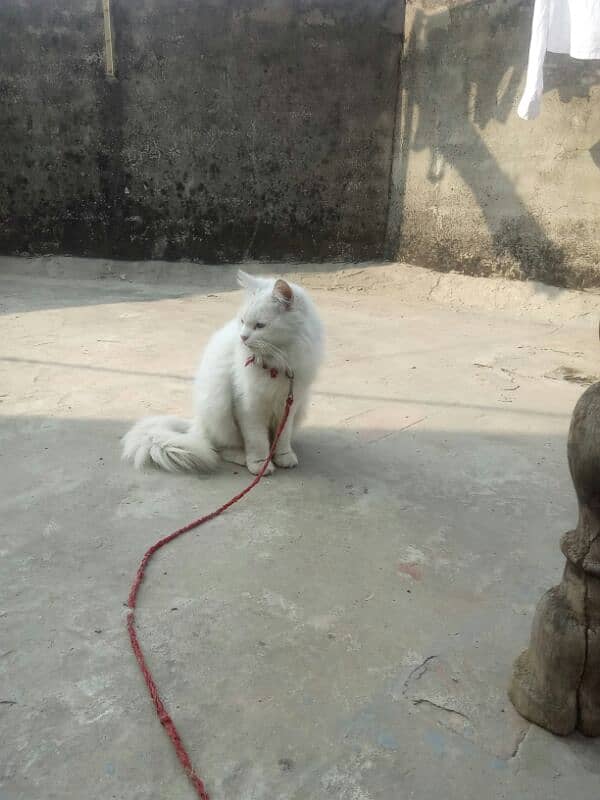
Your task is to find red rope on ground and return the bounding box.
[127,390,294,800]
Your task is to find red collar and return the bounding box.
[245,355,279,379]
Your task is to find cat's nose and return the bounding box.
[241,334,249,342]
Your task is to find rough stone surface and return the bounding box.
[510,382,600,736]
[387,0,600,288]
[0,0,402,262]
[2,255,600,799]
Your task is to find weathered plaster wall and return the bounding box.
[2,0,599,286]
[1,1,108,257]
[0,0,403,262]
[387,0,600,288]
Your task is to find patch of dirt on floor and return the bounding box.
[545,366,599,386]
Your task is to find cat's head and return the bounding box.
[237,270,299,356]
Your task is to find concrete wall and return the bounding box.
[2,0,599,287]
[386,0,600,288]
[0,0,403,262]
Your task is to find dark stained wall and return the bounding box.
[0,0,403,263]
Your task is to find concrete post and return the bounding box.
[509,382,600,736]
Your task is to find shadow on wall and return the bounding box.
[388,1,600,288]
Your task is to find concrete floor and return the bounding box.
[2,256,600,800]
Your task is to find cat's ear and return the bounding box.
[273,279,293,309]
[237,270,262,291]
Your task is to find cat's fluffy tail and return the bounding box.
[121,416,219,472]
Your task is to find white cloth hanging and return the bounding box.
[518,0,600,120]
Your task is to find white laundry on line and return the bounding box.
[518,0,600,120]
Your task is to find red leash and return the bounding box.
[127,385,294,800]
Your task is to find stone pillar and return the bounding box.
[509,382,600,736]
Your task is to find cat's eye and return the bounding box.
[254,322,266,330]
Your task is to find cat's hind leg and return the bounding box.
[220,448,247,466]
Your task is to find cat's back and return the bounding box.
[196,318,239,382]
[293,284,324,365]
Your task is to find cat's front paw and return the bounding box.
[246,456,275,476]
[274,449,298,469]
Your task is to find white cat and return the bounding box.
[122,271,324,475]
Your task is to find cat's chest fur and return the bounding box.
[235,354,292,407]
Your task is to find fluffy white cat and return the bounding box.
[122,270,323,475]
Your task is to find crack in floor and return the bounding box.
[507,724,531,761]
[402,655,439,696]
[412,697,471,722]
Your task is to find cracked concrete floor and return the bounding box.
[2,256,600,800]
